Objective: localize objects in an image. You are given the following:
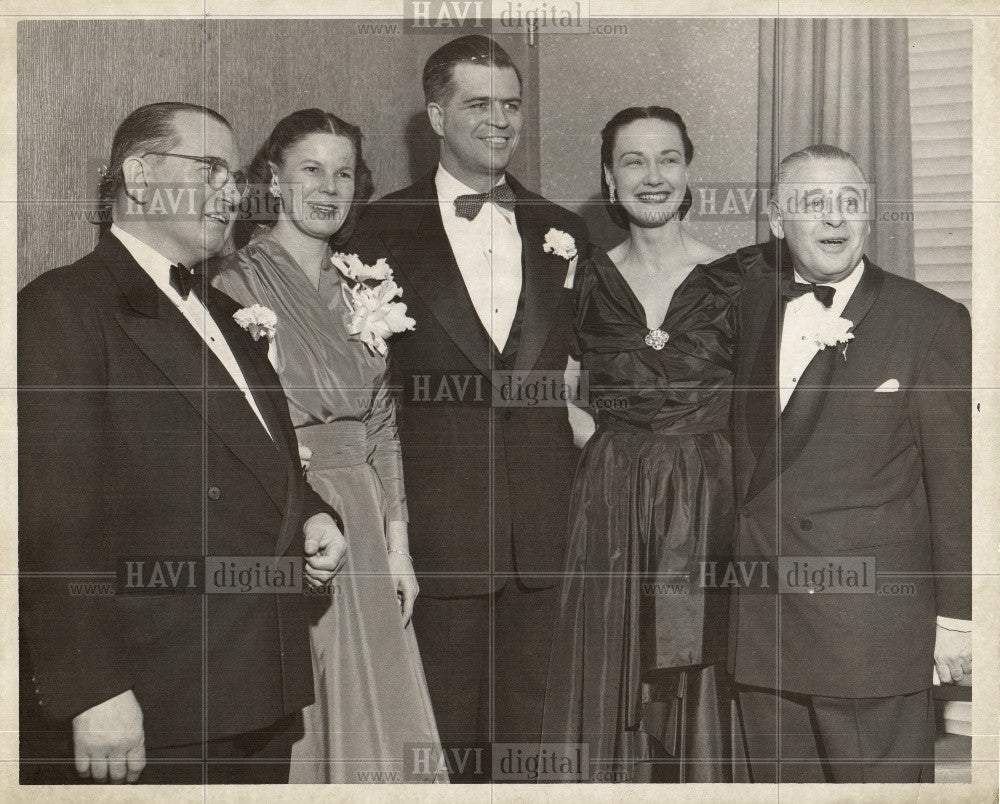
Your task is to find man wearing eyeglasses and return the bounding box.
[18,102,346,784]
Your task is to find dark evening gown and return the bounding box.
[212,230,444,783]
[542,246,753,782]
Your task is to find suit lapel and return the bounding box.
[741,277,781,501]
[380,173,495,379]
[511,178,562,372]
[205,290,304,555]
[745,257,885,501]
[104,236,288,513]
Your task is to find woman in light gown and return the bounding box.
[542,107,756,782]
[212,109,444,783]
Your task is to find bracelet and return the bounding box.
[387,548,412,561]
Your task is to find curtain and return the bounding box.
[757,18,915,278]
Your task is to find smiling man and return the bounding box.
[726,144,972,782]
[348,36,589,778]
[18,102,346,784]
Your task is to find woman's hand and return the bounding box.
[386,520,417,626]
[387,549,419,627]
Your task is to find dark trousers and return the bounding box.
[737,684,935,783]
[412,578,560,779]
[21,714,300,785]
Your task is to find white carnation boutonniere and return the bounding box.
[543,228,581,289]
[543,227,578,261]
[813,310,855,360]
[331,253,416,356]
[233,304,279,367]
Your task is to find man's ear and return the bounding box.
[767,198,785,240]
[426,103,445,138]
[121,156,150,206]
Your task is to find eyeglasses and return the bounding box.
[142,151,248,197]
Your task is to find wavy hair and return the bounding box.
[600,106,694,229]
[237,108,374,248]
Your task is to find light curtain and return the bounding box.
[757,18,915,278]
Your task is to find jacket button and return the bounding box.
[208,486,222,501]
[800,518,813,531]
[503,410,512,421]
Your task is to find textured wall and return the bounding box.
[538,18,760,255]
[17,20,535,288]
[18,20,757,286]
[17,20,217,288]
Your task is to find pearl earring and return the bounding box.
[610,186,617,203]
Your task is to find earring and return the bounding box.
[609,186,617,203]
[269,176,282,199]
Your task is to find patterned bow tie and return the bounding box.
[169,262,198,300]
[453,183,517,221]
[780,277,835,308]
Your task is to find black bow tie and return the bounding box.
[453,183,517,221]
[169,262,198,300]
[780,277,835,308]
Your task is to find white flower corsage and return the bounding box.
[812,310,854,359]
[329,252,393,283]
[543,228,577,261]
[331,253,416,356]
[233,304,277,342]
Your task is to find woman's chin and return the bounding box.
[626,205,680,229]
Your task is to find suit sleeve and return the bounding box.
[909,302,972,620]
[18,278,133,720]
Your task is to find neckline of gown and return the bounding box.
[250,227,338,296]
[596,247,706,332]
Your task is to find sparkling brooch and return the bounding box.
[644,328,669,350]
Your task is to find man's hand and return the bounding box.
[72,689,145,783]
[303,513,347,588]
[934,623,972,685]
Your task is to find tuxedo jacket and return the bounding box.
[348,171,589,597]
[18,233,334,748]
[727,242,972,698]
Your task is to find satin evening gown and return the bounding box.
[542,247,753,782]
[213,229,445,783]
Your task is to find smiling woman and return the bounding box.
[210,108,445,784]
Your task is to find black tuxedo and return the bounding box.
[726,242,971,781]
[349,171,588,596]
[18,233,334,778]
[347,170,589,756]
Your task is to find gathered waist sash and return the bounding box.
[597,412,728,440]
[296,420,368,470]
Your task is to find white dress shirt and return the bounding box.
[111,225,273,439]
[436,165,523,352]
[778,261,864,411]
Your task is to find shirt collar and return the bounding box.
[110,224,178,297]
[794,258,864,317]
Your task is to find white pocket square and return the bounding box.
[874,379,900,393]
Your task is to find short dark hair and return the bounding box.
[422,35,522,105]
[241,108,374,247]
[600,106,695,229]
[95,102,232,230]
[772,143,867,197]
